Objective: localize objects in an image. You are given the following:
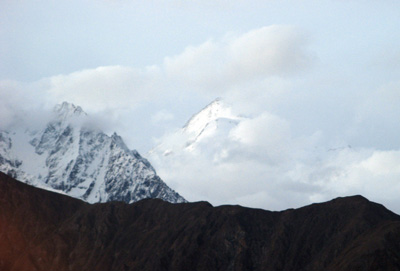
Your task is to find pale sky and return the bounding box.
[1,0,400,212]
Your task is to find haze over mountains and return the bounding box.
[0,102,185,204]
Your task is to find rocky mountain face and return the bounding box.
[0,102,185,204]
[0,171,399,271]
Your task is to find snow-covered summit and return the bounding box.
[183,98,238,134]
[150,98,245,156]
[54,101,87,120]
[0,102,186,204]
[183,98,243,151]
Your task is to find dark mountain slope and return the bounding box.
[0,171,399,271]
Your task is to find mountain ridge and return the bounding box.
[1,171,399,271]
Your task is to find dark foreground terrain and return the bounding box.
[0,171,400,271]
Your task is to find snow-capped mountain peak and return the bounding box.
[183,98,238,135]
[149,98,245,157]
[0,102,185,204]
[54,101,87,122]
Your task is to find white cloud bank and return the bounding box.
[149,106,400,213]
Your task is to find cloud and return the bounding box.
[45,65,163,112]
[164,25,312,91]
[229,112,291,162]
[4,26,311,122]
[0,80,53,129]
[153,143,400,214]
[149,103,400,213]
[1,25,311,144]
[351,80,400,150]
[227,26,310,77]
[151,110,175,124]
[148,107,306,208]
[0,81,22,127]
[312,149,400,212]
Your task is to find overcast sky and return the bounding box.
[1,0,400,212]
